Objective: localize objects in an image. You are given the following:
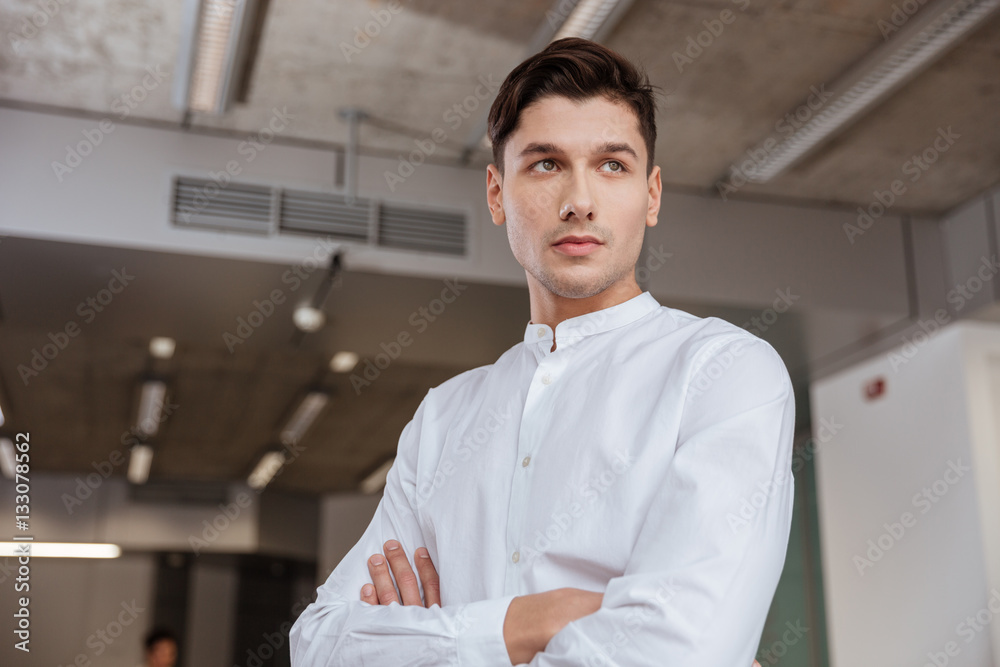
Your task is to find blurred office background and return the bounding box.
[1,0,999,665]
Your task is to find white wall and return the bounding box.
[811,320,1000,666]
[0,552,157,667]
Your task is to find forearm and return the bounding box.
[290,590,518,667]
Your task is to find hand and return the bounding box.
[360,544,764,667]
[360,539,440,608]
[503,587,603,664]
[502,590,765,666]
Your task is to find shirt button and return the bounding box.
[541,374,552,385]
[521,456,531,467]
[512,551,520,563]
[536,327,546,338]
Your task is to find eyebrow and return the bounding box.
[516,141,639,162]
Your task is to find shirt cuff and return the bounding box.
[455,594,518,666]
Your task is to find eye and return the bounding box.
[531,159,557,173]
[601,160,627,173]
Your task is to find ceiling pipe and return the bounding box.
[337,108,368,203]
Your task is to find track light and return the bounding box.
[0,438,15,480]
[248,450,286,490]
[280,392,328,445]
[359,458,395,495]
[135,380,168,437]
[128,444,154,485]
[0,542,121,558]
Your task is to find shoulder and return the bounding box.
[647,305,791,399]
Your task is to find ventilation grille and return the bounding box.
[280,189,371,242]
[170,176,467,256]
[172,177,273,234]
[379,204,466,256]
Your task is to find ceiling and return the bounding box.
[0,0,996,214]
[0,0,993,494]
[0,235,864,495]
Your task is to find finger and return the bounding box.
[383,540,422,606]
[414,547,441,608]
[367,553,400,605]
[754,662,761,667]
[360,583,378,605]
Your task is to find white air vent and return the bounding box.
[170,176,467,256]
[379,204,466,256]
[172,176,273,234]
[280,188,372,242]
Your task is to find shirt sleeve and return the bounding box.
[290,388,518,667]
[524,334,796,666]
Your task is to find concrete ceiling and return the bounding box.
[0,0,996,214]
[0,235,892,494]
[0,0,992,495]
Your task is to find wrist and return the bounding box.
[503,594,547,665]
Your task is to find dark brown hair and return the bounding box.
[488,37,659,177]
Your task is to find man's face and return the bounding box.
[487,95,661,300]
[147,639,178,667]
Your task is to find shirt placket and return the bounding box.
[504,328,573,596]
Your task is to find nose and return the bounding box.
[559,169,595,222]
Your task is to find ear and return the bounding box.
[646,165,662,228]
[486,163,505,225]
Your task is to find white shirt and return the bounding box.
[290,290,796,666]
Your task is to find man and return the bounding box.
[290,37,793,666]
[141,628,178,667]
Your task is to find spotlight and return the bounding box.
[149,337,176,360]
[330,351,359,373]
[293,306,325,333]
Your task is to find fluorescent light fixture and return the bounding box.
[248,450,286,490]
[0,399,5,427]
[280,392,329,445]
[0,438,14,480]
[136,380,168,437]
[552,0,626,41]
[359,458,395,495]
[293,306,326,333]
[742,0,1000,183]
[0,542,121,558]
[149,337,176,360]
[128,444,154,485]
[330,351,359,373]
[465,0,634,158]
[173,0,262,114]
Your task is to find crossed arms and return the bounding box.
[289,335,796,666]
[359,539,765,666]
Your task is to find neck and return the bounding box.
[527,276,642,332]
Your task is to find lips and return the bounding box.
[553,236,601,246]
[552,236,602,256]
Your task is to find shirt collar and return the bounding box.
[522,291,660,347]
